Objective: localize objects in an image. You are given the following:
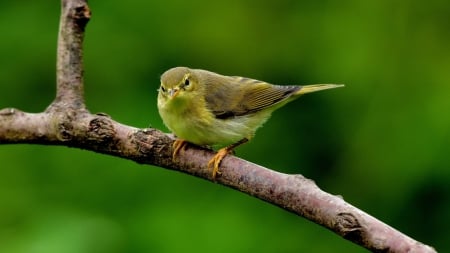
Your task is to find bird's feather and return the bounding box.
[197,70,300,119]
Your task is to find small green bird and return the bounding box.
[157,67,343,178]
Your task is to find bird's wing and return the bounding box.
[203,75,300,119]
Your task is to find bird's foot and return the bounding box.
[207,147,231,179]
[172,139,188,161]
[207,138,249,180]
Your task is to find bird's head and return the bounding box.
[159,67,198,103]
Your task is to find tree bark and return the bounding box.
[0,1,437,252]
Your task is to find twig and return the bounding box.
[0,1,437,252]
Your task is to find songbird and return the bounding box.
[157,67,343,178]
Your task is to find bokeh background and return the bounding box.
[1,1,449,252]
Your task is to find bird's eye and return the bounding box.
[184,78,190,87]
[160,86,166,92]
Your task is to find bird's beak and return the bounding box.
[168,88,180,99]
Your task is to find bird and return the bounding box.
[157,66,343,179]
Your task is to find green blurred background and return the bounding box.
[1,0,449,252]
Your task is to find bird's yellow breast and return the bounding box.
[158,95,271,147]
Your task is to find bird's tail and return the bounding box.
[295,84,344,95]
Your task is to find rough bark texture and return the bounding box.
[0,1,437,252]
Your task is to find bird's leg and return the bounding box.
[208,138,249,179]
[172,139,188,161]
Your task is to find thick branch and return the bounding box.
[0,0,436,252]
[0,108,437,253]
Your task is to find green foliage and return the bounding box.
[1,0,449,252]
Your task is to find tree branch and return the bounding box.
[0,1,436,252]
[53,0,90,111]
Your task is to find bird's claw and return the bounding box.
[172,139,187,161]
[207,148,230,179]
